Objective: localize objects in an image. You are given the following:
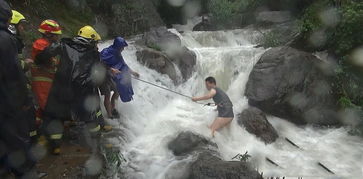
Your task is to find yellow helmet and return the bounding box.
[78,26,101,41]
[11,10,26,25]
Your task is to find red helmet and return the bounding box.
[38,19,62,35]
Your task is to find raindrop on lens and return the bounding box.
[90,63,106,86]
[309,30,327,47]
[351,47,363,67]
[183,1,201,19]
[319,7,340,27]
[85,156,103,175]
[339,108,361,126]
[84,95,100,112]
[167,0,186,7]
[8,151,26,168]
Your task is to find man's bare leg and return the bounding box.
[210,117,233,137]
[104,93,112,118]
[110,92,119,110]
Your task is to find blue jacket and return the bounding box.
[100,37,134,102]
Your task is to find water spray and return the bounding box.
[284,137,335,174]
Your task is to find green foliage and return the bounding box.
[338,96,355,108]
[147,43,162,51]
[331,1,363,55]
[259,30,283,47]
[300,0,363,56]
[101,146,127,176]
[232,151,251,162]
[208,0,254,27]
[333,64,363,137]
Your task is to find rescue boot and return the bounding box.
[111,109,120,118]
[52,147,61,155]
[101,125,113,132]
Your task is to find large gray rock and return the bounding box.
[167,131,217,156]
[168,46,196,80]
[137,27,196,82]
[256,11,292,24]
[143,26,182,51]
[237,107,278,144]
[136,47,178,83]
[167,132,262,179]
[189,153,263,179]
[256,20,300,48]
[246,47,339,125]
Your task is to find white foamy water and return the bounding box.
[99,29,363,179]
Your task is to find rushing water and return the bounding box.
[99,29,363,179]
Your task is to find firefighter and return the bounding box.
[0,1,37,177]
[41,25,105,153]
[32,19,62,59]
[30,19,62,154]
[9,10,38,143]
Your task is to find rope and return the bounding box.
[133,77,192,98]
[132,77,214,106]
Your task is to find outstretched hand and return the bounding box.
[24,58,34,64]
[132,71,140,78]
[111,68,121,75]
[191,97,198,102]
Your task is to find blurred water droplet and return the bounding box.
[30,144,47,161]
[167,0,186,7]
[84,95,100,112]
[46,120,64,135]
[8,150,26,168]
[339,108,361,126]
[313,81,330,96]
[304,108,320,123]
[351,47,363,67]
[319,7,340,27]
[288,93,308,109]
[183,0,201,19]
[309,30,327,47]
[85,156,103,175]
[90,63,106,86]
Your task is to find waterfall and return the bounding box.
[98,29,363,179]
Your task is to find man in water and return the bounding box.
[192,77,234,137]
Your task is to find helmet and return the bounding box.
[78,26,101,41]
[38,19,62,35]
[11,10,26,25]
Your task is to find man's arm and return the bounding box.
[192,88,216,102]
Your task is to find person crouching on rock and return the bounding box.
[192,77,234,137]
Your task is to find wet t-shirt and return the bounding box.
[212,87,233,107]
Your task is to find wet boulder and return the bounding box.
[189,153,263,179]
[168,46,196,80]
[136,47,178,83]
[246,46,339,125]
[142,26,182,51]
[193,17,217,31]
[168,131,217,156]
[237,107,278,144]
[136,27,196,82]
[168,131,262,179]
